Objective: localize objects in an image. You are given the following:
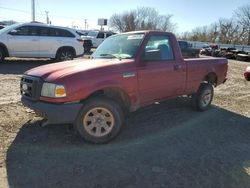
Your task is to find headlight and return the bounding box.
[41,82,66,98]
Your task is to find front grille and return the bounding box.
[20,75,43,100]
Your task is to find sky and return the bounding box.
[0,0,249,33]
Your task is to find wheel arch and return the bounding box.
[0,43,9,57]
[202,72,218,86]
[83,87,131,114]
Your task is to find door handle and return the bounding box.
[32,39,39,42]
[123,72,135,78]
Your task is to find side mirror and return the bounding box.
[142,50,161,61]
[8,30,17,35]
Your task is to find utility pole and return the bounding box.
[31,0,35,22]
[45,11,49,24]
[84,19,87,30]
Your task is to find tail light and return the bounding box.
[77,39,84,44]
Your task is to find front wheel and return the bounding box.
[0,47,5,62]
[75,97,124,144]
[192,83,214,111]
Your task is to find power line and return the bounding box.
[0,6,30,14]
[0,16,27,23]
[0,6,96,22]
[36,0,48,23]
[36,0,45,17]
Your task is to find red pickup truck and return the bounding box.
[21,31,228,143]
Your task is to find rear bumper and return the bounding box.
[21,97,82,125]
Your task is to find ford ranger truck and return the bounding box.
[21,31,228,143]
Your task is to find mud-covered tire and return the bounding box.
[56,48,74,61]
[192,83,214,111]
[0,47,5,62]
[75,97,124,144]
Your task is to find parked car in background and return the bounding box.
[200,44,219,57]
[76,30,93,53]
[244,66,250,81]
[178,40,200,58]
[0,22,84,62]
[200,46,212,56]
[82,30,116,48]
[0,25,5,30]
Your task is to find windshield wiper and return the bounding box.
[99,53,119,59]
[100,54,117,58]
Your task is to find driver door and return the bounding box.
[137,34,186,104]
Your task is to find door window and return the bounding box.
[48,28,75,37]
[97,32,105,39]
[106,33,113,38]
[12,26,38,36]
[39,26,49,36]
[144,35,174,61]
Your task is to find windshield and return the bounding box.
[92,33,145,59]
[0,24,19,35]
[76,30,88,36]
[87,31,98,37]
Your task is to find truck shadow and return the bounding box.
[6,98,250,188]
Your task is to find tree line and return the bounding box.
[109,4,250,45]
[180,4,250,45]
[109,7,176,33]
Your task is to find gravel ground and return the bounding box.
[0,58,249,188]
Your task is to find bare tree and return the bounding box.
[235,4,250,45]
[109,13,126,32]
[218,18,240,44]
[109,7,176,32]
[207,23,219,43]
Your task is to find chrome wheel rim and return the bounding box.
[60,51,72,61]
[201,89,212,107]
[83,107,115,137]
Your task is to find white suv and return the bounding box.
[83,30,116,48]
[0,22,84,62]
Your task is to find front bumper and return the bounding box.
[21,97,82,125]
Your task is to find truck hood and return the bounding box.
[25,58,134,81]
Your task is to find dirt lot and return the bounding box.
[0,57,250,188]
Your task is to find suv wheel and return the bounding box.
[0,47,5,62]
[75,97,124,144]
[56,48,74,61]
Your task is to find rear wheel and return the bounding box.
[75,97,124,143]
[192,83,214,111]
[56,48,74,61]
